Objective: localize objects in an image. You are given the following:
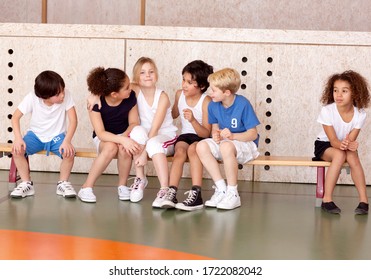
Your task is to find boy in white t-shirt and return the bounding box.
[10,70,78,199]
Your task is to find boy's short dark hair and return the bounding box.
[182,60,213,93]
[34,70,65,99]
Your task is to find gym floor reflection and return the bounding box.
[0,170,370,260]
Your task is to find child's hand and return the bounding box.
[12,138,26,155]
[183,109,195,123]
[120,137,140,155]
[87,93,101,111]
[135,150,148,167]
[212,130,221,144]
[59,141,75,158]
[347,140,359,151]
[340,134,351,151]
[220,128,233,140]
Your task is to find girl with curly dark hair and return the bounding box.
[314,70,370,215]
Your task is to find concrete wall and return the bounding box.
[1,0,371,32]
[1,23,371,185]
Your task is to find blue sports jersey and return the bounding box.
[208,94,260,145]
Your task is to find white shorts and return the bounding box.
[200,138,259,164]
[129,125,177,158]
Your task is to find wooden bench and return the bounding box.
[1,143,349,207]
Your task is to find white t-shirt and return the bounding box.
[18,89,75,142]
[178,91,206,134]
[316,103,366,141]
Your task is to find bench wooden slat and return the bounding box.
[1,142,350,207]
[247,156,341,167]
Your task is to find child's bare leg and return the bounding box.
[82,142,117,188]
[219,141,238,186]
[12,150,31,181]
[322,148,346,202]
[152,153,169,188]
[117,147,132,186]
[346,151,368,203]
[59,155,74,181]
[188,142,203,186]
[169,142,188,187]
[196,141,222,181]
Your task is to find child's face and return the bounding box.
[116,79,131,100]
[44,90,65,106]
[333,80,352,107]
[139,62,157,87]
[208,84,225,102]
[182,72,201,96]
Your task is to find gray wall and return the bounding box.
[1,0,371,31]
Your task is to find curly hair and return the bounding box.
[320,70,370,109]
[87,67,128,97]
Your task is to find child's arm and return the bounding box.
[344,129,361,151]
[211,124,221,144]
[59,106,78,158]
[148,91,170,138]
[89,110,140,155]
[220,127,258,142]
[186,95,211,138]
[323,125,344,150]
[11,109,26,155]
[171,90,181,119]
[122,104,140,137]
[87,94,101,111]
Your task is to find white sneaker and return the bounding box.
[118,185,131,201]
[217,190,241,210]
[56,181,77,198]
[78,187,96,203]
[152,188,168,208]
[130,177,148,202]
[205,185,226,207]
[10,181,35,198]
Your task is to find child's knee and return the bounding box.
[146,139,165,158]
[196,141,206,154]
[100,143,119,158]
[219,141,235,154]
[130,126,148,145]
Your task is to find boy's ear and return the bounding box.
[224,89,232,96]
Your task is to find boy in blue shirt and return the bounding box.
[196,68,260,210]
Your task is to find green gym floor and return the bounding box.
[0,170,370,260]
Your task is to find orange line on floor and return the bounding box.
[0,229,213,260]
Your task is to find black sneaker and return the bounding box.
[321,201,341,214]
[175,186,203,211]
[355,202,369,215]
[160,186,178,208]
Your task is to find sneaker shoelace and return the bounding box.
[164,188,176,200]
[59,181,74,191]
[129,177,143,190]
[183,190,197,205]
[157,188,168,198]
[14,182,31,192]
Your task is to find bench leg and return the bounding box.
[8,156,18,192]
[315,166,325,207]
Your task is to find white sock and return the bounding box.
[227,185,238,193]
[215,180,227,192]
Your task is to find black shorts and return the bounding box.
[313,140,332,161]
[175,133,205,145]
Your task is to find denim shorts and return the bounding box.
[23,130,66,158]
